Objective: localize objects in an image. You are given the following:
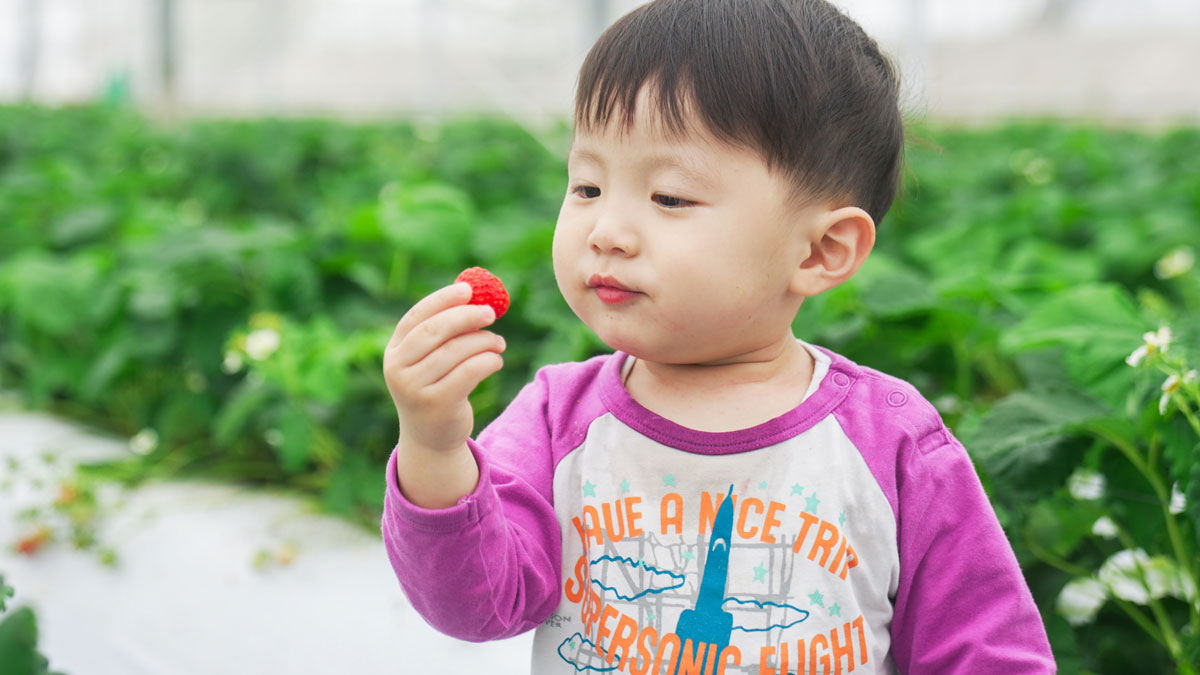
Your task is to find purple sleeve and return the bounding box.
[830,359,1054,673]
[890,425,1055,673]
[380,371,562,642]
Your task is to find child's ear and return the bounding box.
[790,206,876,297]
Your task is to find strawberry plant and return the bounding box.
[0,574,68,675]
[1,106,1197,672]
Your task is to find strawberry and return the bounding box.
[14,526,52,556]
[456,267,510,319]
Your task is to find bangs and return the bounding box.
[571,0,905,224]
[573,1,756,146]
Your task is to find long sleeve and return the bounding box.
[890,426,1055,673]
[381,372,563,642]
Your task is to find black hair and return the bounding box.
[575,0,904,225]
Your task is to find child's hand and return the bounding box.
[384,282,506,455]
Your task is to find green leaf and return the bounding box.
[1160,418,1199,488]
[377,181,475,268]
[0,574,13,613]
[1188,452,1200,550]
[969,388,1111,481]
[1025,495,1102,559]
[854,255,938,318]
[123,267,180,320]
[1002,284,1148,353]
[0,251,114,337]
[213,378,275,446]
[274,405,314,474]
[0,607,57,675]
[1001,284,1151,407]
[49,204,116,247]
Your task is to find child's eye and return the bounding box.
[572,185,601,199]
[653,193,694,208]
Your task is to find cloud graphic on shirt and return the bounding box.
[589,555,687,602]
[723,596,811,633]
[557,633,619,672]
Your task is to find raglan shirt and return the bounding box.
[381,343,1055,674]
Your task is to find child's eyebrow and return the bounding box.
[568,148,716,190]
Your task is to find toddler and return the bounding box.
[381,0,1055,672]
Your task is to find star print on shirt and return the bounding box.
[830,603,842,617]
[682,549,696,562]
[753,562,768,582]
[805,494,820,514]
[809,589,825,607]
[620,479,631,494]
[791,483,804,496]
[582,480,596,497]
[663,474,676,487]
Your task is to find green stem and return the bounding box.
[386,251,409,299]
[1175,394,1200,440]
[1092,426,1194,586]
[1025,533,1167,649]
[1112,526,1185,663]
[1089,426,1195,656]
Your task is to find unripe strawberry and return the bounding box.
[456,267,510,319]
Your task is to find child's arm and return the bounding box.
[384,282,503,508]
[891,428,1056,673]
[381,282,561,641]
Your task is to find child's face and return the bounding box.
[552,92,825,366]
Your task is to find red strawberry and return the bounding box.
[456,267,510,319]
[14,526,52,556]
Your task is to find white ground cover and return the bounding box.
[0,408,533,675]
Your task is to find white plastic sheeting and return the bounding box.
[0,409,533,675]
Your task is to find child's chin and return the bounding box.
[587,325,647,358]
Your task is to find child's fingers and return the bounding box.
[388,283,473,347]
[392,302,496,369]
[428,350,505,404]
[406,330,506,387]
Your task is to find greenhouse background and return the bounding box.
[1,1,1199,674]
[1,0,1199,122]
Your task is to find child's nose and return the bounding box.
[587,204,639,257]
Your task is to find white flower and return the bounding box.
[1068,469,1106,501]
[933,394,961,416]
[1160,375,1180,414]
[1056,577,1108,626]
[1159,369,1194,414]
[1091,516,1119,539]
[245,328,281,361]
[1170,482,1186,515]
[1170,369,1200,414]
[1098,549,1196,604]
[1126,326,1172,367]
[222,350,244,374]
[129,428,159,456]
[1154,246,1195,280]
[1009,149,1054,185]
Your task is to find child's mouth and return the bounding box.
[587,274,640,304]
[593,286,639,304]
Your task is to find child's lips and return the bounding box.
[594,286,639,304]
[587,274,640,304]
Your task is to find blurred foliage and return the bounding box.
[0,574,66,675]
[0,105,1198,672]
